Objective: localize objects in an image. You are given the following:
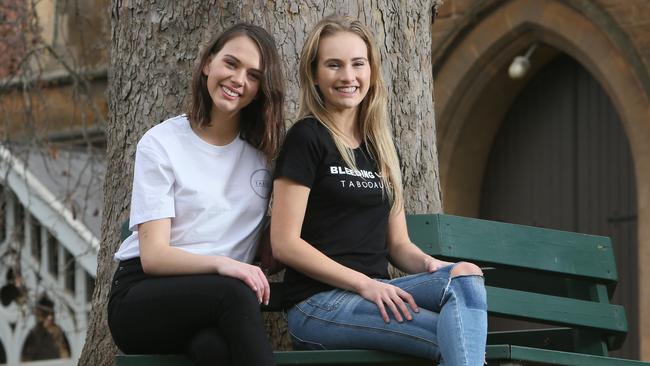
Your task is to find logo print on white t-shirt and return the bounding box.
[250,169,272,198]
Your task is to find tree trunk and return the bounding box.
[79,1,442,365]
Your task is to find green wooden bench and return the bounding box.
[116,214,649,365]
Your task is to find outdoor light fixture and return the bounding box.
[508,43,538,79]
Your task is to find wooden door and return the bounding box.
[480,54,638,358]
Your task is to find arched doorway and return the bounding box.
[432,0,650,358]
[480,54,638,358]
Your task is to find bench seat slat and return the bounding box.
[115,352,430,366]
[506,345,650,366]
[274,350,428,365]
[407,214,617,281]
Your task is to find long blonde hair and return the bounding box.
[298,15,403,212]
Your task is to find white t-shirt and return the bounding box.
[114,115,271,264]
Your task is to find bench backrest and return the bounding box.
[406,213,627,355]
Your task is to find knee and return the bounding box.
[450,262,483,277]
[449,263,486,310]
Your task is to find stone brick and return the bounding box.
[597,0,650,106]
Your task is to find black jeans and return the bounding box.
[107,257,275,366]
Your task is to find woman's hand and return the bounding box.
[357,278,419,323]
[424,257,454,273]
[217,257,270,305]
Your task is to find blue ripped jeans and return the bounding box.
[286,265,487,366]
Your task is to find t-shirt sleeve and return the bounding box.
[274,120,323,188]
[128,134,176,230]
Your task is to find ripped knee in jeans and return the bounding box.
[450,261,483,277]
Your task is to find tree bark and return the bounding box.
[79,1,441,365]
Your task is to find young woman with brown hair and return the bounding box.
[108,23,284,366]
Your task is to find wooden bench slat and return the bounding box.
[116,351,431,366]
[487,286,627,334]
[407,214,618,281]
[274,350,428,365]
[486,344,511,360]
[506,345,650,366]
[487,328,575,351]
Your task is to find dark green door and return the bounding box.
[480,54,638,359]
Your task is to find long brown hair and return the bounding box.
[188,23,285,161]
[298,15,403,212]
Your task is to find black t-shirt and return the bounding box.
[274,117,390,307]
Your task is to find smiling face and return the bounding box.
[315,31,371,115]
[202,35,262,120]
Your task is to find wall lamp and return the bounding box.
[508,43,538,79]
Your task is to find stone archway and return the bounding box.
[433,0,650,359]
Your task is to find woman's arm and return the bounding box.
[386,209,452,274]
[139,218,270,305]
[271,177,417,323]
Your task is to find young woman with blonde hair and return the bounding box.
[271,15,487,365]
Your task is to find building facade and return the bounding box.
[0,0,107,364]
[0,146,103,365]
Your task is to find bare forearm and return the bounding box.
[140,244,229,275]
[386,209,441,274]
[137,218,236,276]
[388,242,430,274]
